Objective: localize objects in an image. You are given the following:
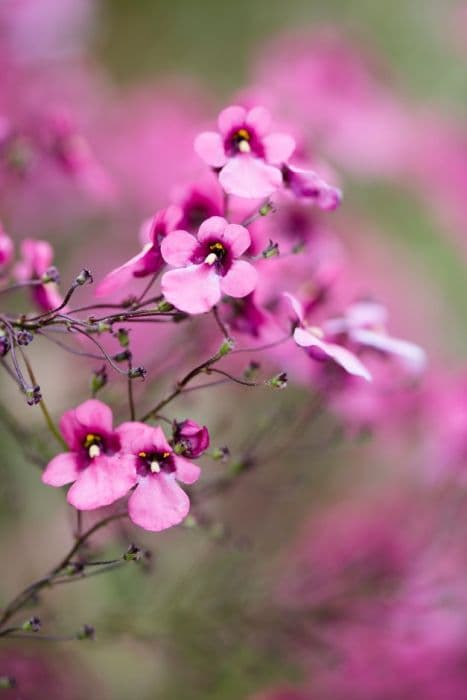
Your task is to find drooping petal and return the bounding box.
[194,132,227,168]
[173,455,201,484]
[293,328,371,381]
[95,245,161,298]
[74,399,113,435]
[161,265,221,314]
[42,452,81,487]
[245,106,272,136]
[351,328,427,373]
[67,454,137,510]
[161,230,199,267]
[128,474,190,531]
[219,223,251,257]
[219,156,282,198]
[197,216,228,244]
[217,105,247,135]
[221,260,258,298]
[263,133,296,164]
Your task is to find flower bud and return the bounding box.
[219,338,235,356]
[76,624,95,640]
[123,544,144,561]
[114,328,130,348]
[0,677,16,689]
[172,420,210,458]
[75,268,93,286]
[90,365,108,396]
[41,265,60,284]
[210,446,230,462]
[262,240,280,259]
[25,385,42,405]
[16,329,34,346]
[265,372,288,390]
[22,616,41,632]
[128,366,147,380]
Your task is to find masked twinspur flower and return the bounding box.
[161,215,258,314]
[195,105,295,198]
[285,293,371,381]
[14,239,63,311]
[323,300,426,374]
[117,422,201,532]
[282,163,342,210]
[42,400,137,510]
[95,206,182,298]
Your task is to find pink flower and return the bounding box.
[95,206,182,298]
[171,173,224,232]
[161,216,258,314]
[14,239,63,311]
[0,225,13,269]
[323,301,426,374]
[285,293,371,381]
[282,163,342,210]
[194,105,295,198]
[42,400,136,510]
[117,422,201,532]
[172,419,210,458]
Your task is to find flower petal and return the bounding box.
[263,133,296,164]
[221,260,258,298]
[197,216,228,244]
[42,452,80,487]
[283,292,306,325]
[351,328,427,373]
[161,265,221,314]
[219,223,251,257]
[194,132,227,168]
[95,246,161,298]
[293,328,371,381]
[173,455,201,484]
[128,474,190,531]
[245,106,272,136]
[67,454,137,510]
[218,105,247,135]
[219,156,282,199]
[74,399,113,434]
[161,230,199,267]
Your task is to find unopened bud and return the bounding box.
[210,446,230,462]
[265,371,288,390]
[25,385,41,405]
[75,268,93,286]
[259,200,276,217]
[16,329,34,346]
[90,365,107,396]
[0,676,16,689]
[262,240,280,259]
[219,338,234,357]
[22,616,41,632]
[113,349,132,363]
[128,366,147,380]
[41,266,60,284]
[114,328,130,348]
[123,544,143,561]
[156,299,174,313]
[76,624,95,640]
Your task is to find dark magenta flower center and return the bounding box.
[137,450,175,477]
[192,238,232,275]
[81,432,119,459]
[225,126,264,158]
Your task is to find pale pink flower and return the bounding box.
[42,400,136,510]
[117,422,201,532]
[195,105,295,198]
[285,292,371,381]
[0,224,13,269]
[161,216,258,314]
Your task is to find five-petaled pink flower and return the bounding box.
[117,422,201,532]
[194,105,295,198]
[285,293,371,381]
[95,206,182,298]
[161,215,258,314]
[42,400,136,510]
[14,239,63,312]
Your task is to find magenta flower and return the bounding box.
[172,419,210,458]
[161,216,258,314]
[0,226,13,269]
[171,173,224,232]
[14,239,63,311]
[285,293,371,381]
[282,163,342,210]
[95,206,182,298]
[117,422,201,532]
[324,301,426,373]
[194,105,295,198]
[42,400,137,510]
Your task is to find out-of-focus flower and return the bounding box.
[95,206,182,298]
[171,173,224,232]
[285,292,371,380]
[195,105,295,198]
[117,422,201,532]
[0,224,13,269]
[14,239,63,311]
[161,215,258,314]
[42,400,136,510]
[172,419,210,459]
[324,300,427,374]
[282,163,342,210]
